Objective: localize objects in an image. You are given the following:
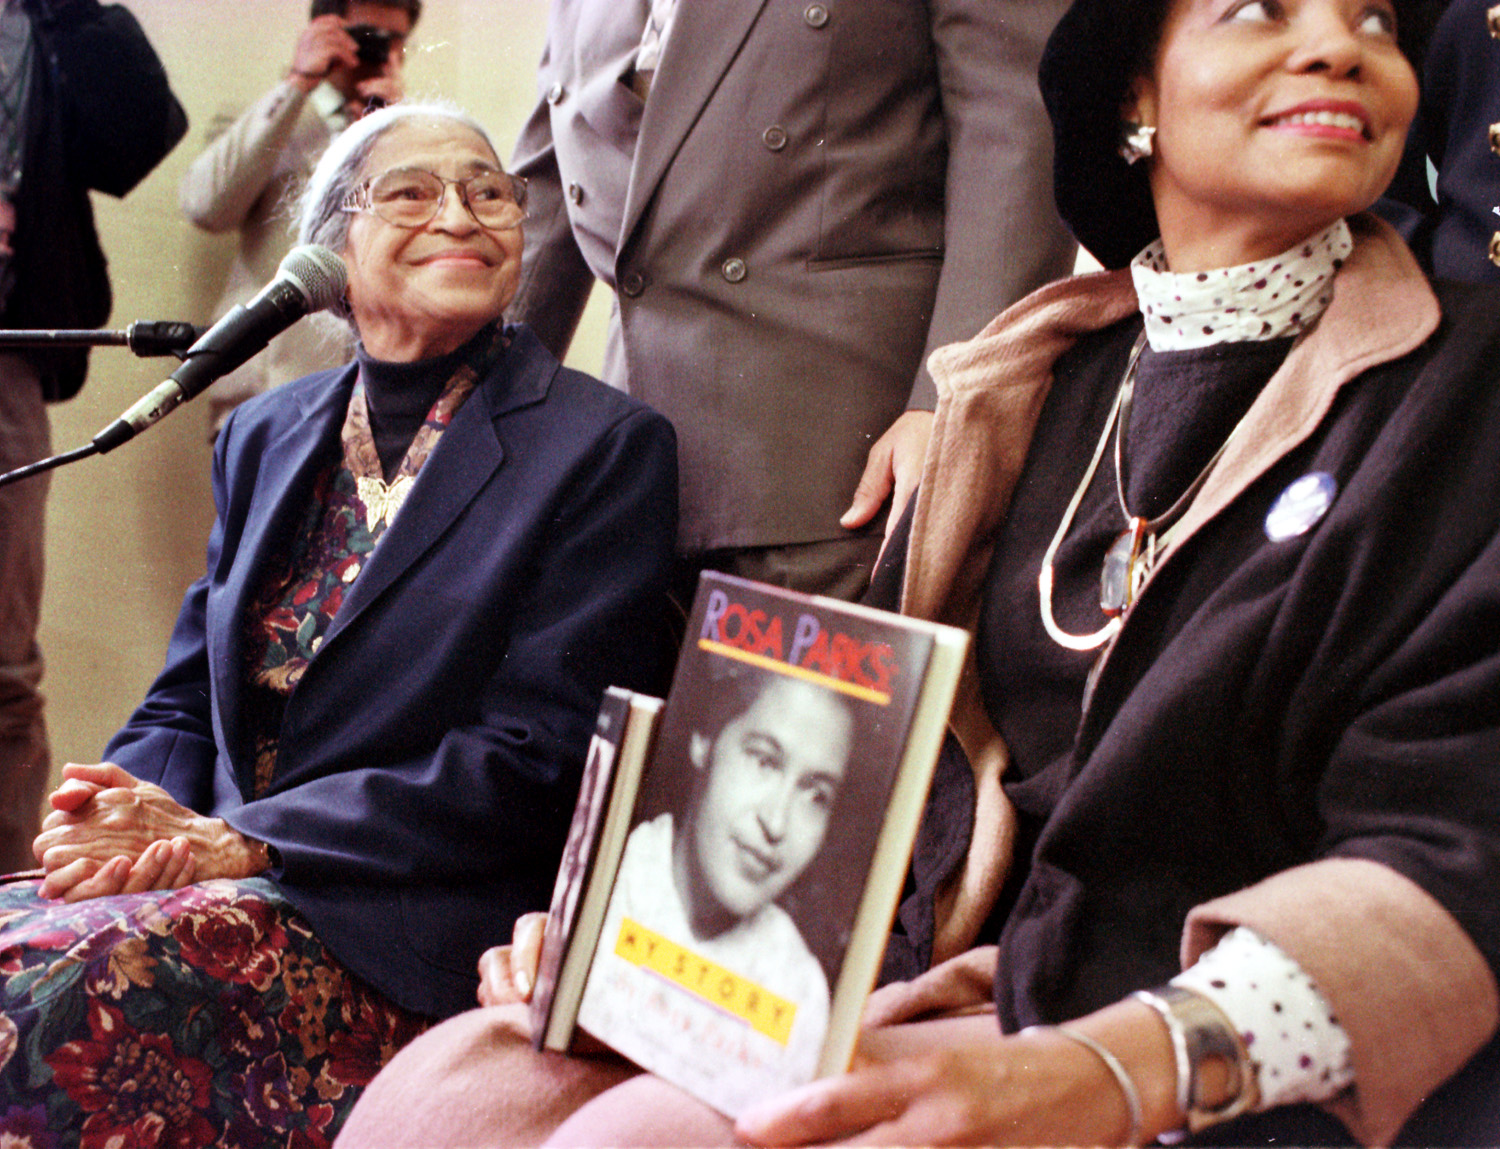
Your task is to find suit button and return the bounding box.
[1490,233,1500,269]
[1491,122,1500,156]
[762,125,788,152]
[721,257,748,283]
[546,81,564,104]
[1489,4,1500,37]
[567,182,585,205]
[804,3,829,28]
[620,271,646,297]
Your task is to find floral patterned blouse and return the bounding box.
[242,327,505,796]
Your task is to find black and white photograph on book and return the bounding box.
[576,573,952,1117]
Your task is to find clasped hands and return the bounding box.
[31,762,261,903]
[477,912,1181,1146]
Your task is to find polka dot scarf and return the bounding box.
[1131,220,1353,351]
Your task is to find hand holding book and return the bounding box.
[476,912,547,1008]
[733,993,1182,1147]
[435,573,1181,1145]
[527,573,970,1118]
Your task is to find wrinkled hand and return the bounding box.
[34,762,260,902]
[477,912,548,1007]
[38,838,198,904]
[288,15,360,90]
[735,1005,1177,1147]
[839,410,933,539]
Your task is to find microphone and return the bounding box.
[92,245,348,454]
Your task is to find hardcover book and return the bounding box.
[533,572,968,1118]
[530,686,664,1053]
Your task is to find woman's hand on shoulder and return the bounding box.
[477,911,548,1008]
[33,761,265,901]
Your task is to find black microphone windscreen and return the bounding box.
[90,244,350,455]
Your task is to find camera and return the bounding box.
[347,24,396,67]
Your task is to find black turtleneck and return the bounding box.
[354,325,495,481]
[1122,337,1295,520]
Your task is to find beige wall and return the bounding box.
[39,0,609,774]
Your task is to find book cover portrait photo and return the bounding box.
[572,575,960,1116]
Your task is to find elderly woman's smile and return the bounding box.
[413,248,497,267]
[341,116,525,361]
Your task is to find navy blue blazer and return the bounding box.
[104,324,678,1018]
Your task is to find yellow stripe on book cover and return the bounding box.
[613,916,797,1045]
[697,639,893,706]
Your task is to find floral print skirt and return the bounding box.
[0,876,429,1148]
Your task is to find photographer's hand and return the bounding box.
[288,15,358,92]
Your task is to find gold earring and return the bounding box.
[1119,122,1156,165]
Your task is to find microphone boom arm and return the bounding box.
[0,321,205,358]
[0,244,347,481]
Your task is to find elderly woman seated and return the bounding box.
[335,2,1500,1146]
[0,102,676,1145]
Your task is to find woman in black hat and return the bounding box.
[729,0,1497,1144]
[336,1,1500,1145]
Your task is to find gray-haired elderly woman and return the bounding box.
[0,102,678,1145]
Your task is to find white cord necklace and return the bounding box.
[1036,335,1142,652]
[1038,331,1255,652]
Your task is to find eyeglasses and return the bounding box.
[341,167,529,231]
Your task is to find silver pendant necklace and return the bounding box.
[1038,332,1251,652]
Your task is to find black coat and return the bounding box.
[881,218,1500,1144]
[1,0,187,401]
[985,284,1500,1145]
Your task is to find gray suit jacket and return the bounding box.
[508,0,1076,552]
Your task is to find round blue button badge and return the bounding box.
[1265,472,1337,542]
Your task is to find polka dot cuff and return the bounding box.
[1131,220,1353,351]
[1172,926,1355,1109]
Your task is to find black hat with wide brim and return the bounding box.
[1039,0,1434,270]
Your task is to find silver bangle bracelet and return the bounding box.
[1025,1024,1144,1147]
[1133,985,1260,1133]
[1133,987,1192,1117]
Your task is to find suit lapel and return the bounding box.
[619,0,771,255]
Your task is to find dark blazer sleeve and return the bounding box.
[103,428,234,814]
